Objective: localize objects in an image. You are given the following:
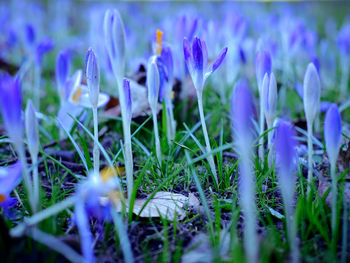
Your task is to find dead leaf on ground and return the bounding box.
[108,191,199,220]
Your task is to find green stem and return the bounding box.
[307,121,313,194]
[124,120,133,201]
[258,96,265,161]
[330,162,337,241]
[197,92,218,185]
[152,109,162,164]
[92,107,100,175]
[32,155,39,212]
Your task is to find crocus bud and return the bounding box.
[231,79,255,145]
[25,100,39,159]
[35,38,54,65]
[0,73,23,147]
[275,120,297,176]
[123,78,132,121]
[255,51,271,91]
[147,56,160,109]
[85,48,100,108]
[262,72,277,125]
[303,62,321,124]
[104,9,126,80]
[56,50,69,102]
[324,104,342,165]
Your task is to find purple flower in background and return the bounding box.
[35,37,54,65]
[175,16,198,44]
[324,104,342,165]
[320,101,332,113]
[183,36,227,91]
[255,51,271,90]
[123,78,132,121]
[104,9,126,81]
[0,161,22,216]
[0,73,23,146]
[25,23,36,46]
[337,23,350,54]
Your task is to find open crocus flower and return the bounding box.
[0,161,22,215]
[68,83,109,109]
[58,69,110,132]
[183,36,227,93]
[74,171,121,263]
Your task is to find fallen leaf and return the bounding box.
[103,79,161,118]
[133,191,188,220]
[110,191,193,220]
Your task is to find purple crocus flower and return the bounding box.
[255,51,271,91]
[275,120,298,261]
[275,120,297,176]
[337,23,350,54]
[35,37,54,65]
[104,9,126,81]
[0,161,22,216]
[56,50,70,102]
[324,104,342,165]
[156,57,168,102]
[25,23,36,46]
[123,78,132,121]
[161,45,174,82]
[0,73,23,147]
[231,79,257,263]
[74,171,119,263]
[231,79,255,143]
[183,36,227,92]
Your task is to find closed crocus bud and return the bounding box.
[262,72,277,125]
[56,50,69,102]
[231,79,255,144]
[303,62,321,123]
[147,56,160,109]
[25,100,39,159]
[275,120,297,176]
[123,78,132,121]
[0,73,23,147]
[255,51,271,91]
[85,48,100,108]
[104,9,126,80]
[324,104,342,165]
